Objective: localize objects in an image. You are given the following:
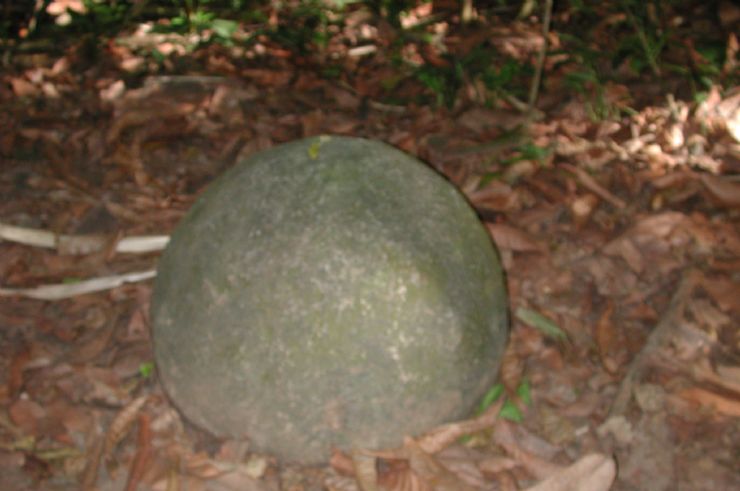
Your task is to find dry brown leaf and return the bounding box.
[559,163,626,209]
[612,211,686,244]
[699,174,740,208]
[64,317,117,365]
[478,455,518,476]
[714,364,740,392]
[405,438,477,491]
[467,181,519,212]
[103,395,149,459]
[594,302,622,374]
[602,235,644,274]
[523,454,616,491]
[301,109,325,137]
[569,193,599,229]
[499,340,524,394]
[8,398,46,436]
[486,223,546,253]
[650,170,696,189]
[10,77,38,97]
[687,297,731,333]
[330,449,357,477]
[435,448,489,488]
[491,421,563,481]
[80,435,105,491]
[124,413,152,491]
[6,346,31,400]
[701,276,740,314]
[353,451,380,491]
[326,474,361,491]
[675,387,740,417]
[416,399,504,454]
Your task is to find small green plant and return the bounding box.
[267,0,336,54]
[156,1,239,45]
[476,380,532,423]
[415,62,462,107]
[138,361,155,379]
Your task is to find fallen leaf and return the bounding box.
[594,302,623,374]
[10,77,38,97]
[104,395,150,459]
[491,421,563,480]
[124,413,152,491]
[676,386,740,417]
[700,174,740,208]
[523,454,616,491]
[486,223,546,253]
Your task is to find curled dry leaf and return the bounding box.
[416,398,504,454]
[103,395,149,460]
[352,451,380,491]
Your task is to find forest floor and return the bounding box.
[1,5,739,491]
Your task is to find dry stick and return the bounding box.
[560,163,627,209]
[527,0,553,110]
[608,269,701,418]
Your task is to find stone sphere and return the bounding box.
[151,136,508,463]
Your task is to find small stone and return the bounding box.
[634,383,666,413]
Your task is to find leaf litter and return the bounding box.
[1,6,739,491]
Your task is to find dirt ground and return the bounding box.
[1,9,739,491]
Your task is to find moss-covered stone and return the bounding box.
[151,136,508,463]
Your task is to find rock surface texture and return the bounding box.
[151,136,509,463]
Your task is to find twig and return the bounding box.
[559,163,626,209]
[527,0,553,110]
[0,221,169,254]
[0,270,157,301]
[608,269,701,417]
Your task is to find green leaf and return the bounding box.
[477,383,504,413]
[211,19,238,39]
[500,400,523,422]
[515,307,568,341]
[517,380,532,405]
[139,361,155,378]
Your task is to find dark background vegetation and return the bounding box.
[2,0,737,110]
